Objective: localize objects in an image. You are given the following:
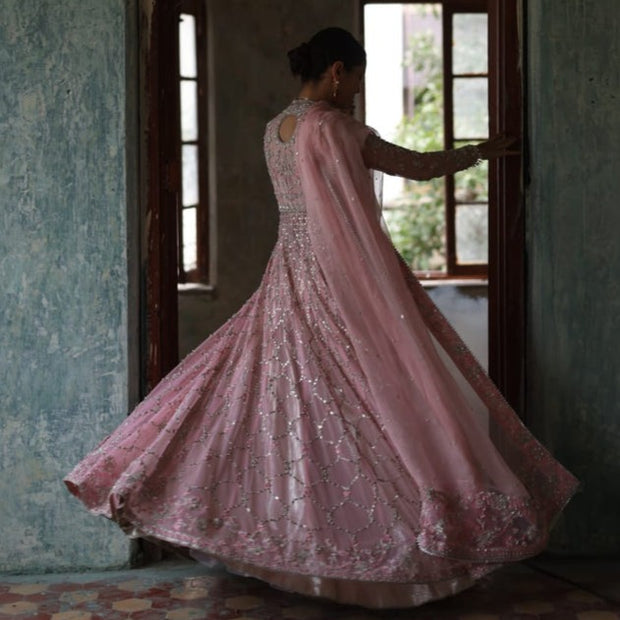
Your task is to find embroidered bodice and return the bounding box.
[65,95,578,611]
[264,99,314,214]
[264,100,481,216]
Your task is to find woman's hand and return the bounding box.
[477,134,519,160]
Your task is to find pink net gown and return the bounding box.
[65,99,578,608]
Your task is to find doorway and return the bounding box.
[141,0,525,414]
[362,0,524,413]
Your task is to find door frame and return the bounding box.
[359,0,526,414]
[143,0,181,392]
[142,0,527,415]
[488,0,525,415]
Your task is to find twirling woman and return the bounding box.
[66,27,577,608]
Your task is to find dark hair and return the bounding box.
[287,27,366,82]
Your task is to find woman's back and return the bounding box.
[264,99,315,215]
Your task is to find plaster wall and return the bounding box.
[0,0,137,572]
[526,0,620,553]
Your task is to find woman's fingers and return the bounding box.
[478,134,520,159]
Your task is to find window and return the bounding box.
[177,1,210,284]
[145,0,211,388]
[364,0,525,411]
[364,0,488,278]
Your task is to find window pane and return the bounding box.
[179,14,197,78]
[364,3,446,273]
[182,206,197,272]
[383,193,447,274]
[453,14,487,74]
[180,80,198,142]
[182,144,199,206]
[454,77,488,139]
[455,159,488,203]
[456,203,488,264]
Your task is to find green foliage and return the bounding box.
[383,189,445,272]
[385,31,446,271]
[385,29,487,272]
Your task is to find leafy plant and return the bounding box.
[385,28,487,272]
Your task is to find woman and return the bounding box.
[65,28,578,608]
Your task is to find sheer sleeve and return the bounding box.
[362,133,481,181]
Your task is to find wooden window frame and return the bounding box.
[145,0,181,389]
[145,0,211,391]
[361,0,525,412]
[362,0,489,280]
[487,0,524,414]
[177,0,210,284]
[443,0,488,278]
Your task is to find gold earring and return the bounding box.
[332,79,340,99]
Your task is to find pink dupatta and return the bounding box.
[297,102,578,562]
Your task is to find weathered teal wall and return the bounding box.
[527,1,620,554]
[0,0,137,572]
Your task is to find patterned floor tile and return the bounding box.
[7,584,48,596]
[225,595,265,610]
[111,597,153,612]
[164,609,210,619]
[169,585,210,600]
[0,600,40,615]
[50,612,93,620]
[0,559,618,620]
[512,599,556,613]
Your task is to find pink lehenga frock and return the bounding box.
[65,99,578,608]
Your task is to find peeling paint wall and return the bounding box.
[526,1,620,554]
[0,0,137,572]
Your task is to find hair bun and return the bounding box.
[287,42,311,77]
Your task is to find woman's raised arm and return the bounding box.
[362,133,516,181]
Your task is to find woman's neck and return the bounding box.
[297,78,330,103]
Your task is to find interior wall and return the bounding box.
[178,0,358,356]
[526,0,620,554]
[427,286,488,370]
[0,0,138,572]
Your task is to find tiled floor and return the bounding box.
[0,557,618,619]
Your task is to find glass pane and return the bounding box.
[456,204,488,264]
[454,77,488,138]
[182,206,197,272]
[453,14,487,74]
[364,3,446,274]
[384,192,447,274]
[179,14,197,78]
[180,80,198,142]
[364,3,444,208]
[182,145,199,206]
[455,158,488,203]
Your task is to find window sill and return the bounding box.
[420,278,487,288]
[178,283,217,300]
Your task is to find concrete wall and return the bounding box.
[0,0,138,572]
[526,1,620,554]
